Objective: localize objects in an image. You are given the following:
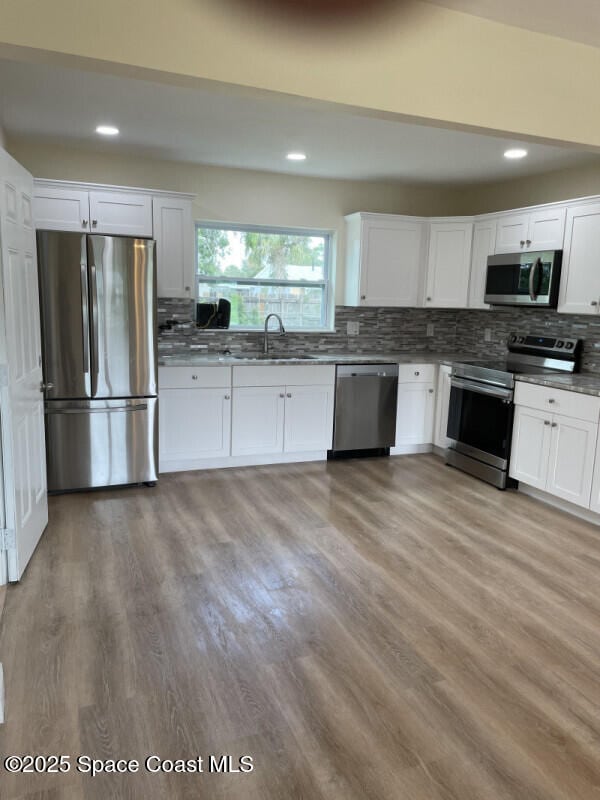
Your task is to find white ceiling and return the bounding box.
[0,58,595,185]
[426,0,600,49]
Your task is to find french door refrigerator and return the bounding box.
[37,231,158,492]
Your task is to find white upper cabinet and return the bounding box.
[32,184,90,232]
[89,190,152,237]
[468,217,497,309]
[424,220,473,308]
[558,202,600,315]
[495,207,565,253]
[153,196,194,298]
[344,213,426,307]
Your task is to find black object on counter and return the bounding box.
[196,299,231,329]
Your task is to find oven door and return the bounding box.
[447,377,514,469]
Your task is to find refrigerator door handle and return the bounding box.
[80,260,90,374]
[90,261,99,396]
[46,403,148,415]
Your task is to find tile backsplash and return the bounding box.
[157,298,600,374]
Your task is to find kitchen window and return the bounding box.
[196,222,332,330]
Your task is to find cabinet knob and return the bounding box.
[552,422,558,428]
[592,301,598,306]
[286,392,292,398]
[92,219,98,227]
[414,371,420,376]
[224,394,230,400]
[520,240,525,247]
[191,375,198,380]
[544,420,551,426]
[360,295,366,300]
[82,219,88,227]
[428,388,434,394]
[426,297,432,302]
[279,393,285,398]
[547,398,555,404]
[526,239,532,246]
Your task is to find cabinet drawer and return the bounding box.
[233,364,335,387]
[159,366,231,389]
[397,364,436,383]
[515,382,600,423]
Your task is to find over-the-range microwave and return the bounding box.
[484,250,562,307]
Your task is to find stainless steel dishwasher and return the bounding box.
[331,364,399,455]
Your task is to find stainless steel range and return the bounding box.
[446,333,582,489]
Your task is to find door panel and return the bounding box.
[89,191,152,237]
[547,415,597,508]
[284,384,334,452]
[37,231,91,399]
[495,213,529,253]
[159,388,231,462]
[558,203,600,315]
[45,398,158,491]
[88,236,156,398]
[528,207,566,251]
[509,406,551,489]
[361,219,424,306]
[33,186,89,232]
[0,150,48,580]
[395,383,435,446]
[425,223,473,308]
[154,197,194,298]
[231,387,284,456]
[468,219,496,309]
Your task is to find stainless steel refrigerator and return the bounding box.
[37,231,158,492]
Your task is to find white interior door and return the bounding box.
[0,148,48,581]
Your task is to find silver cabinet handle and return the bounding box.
[544,420,550,425]
[426,297,432,301]
[286,392,292,398]
[428,388,434,394]
[224,394,230,400]
[526,239,532,246]
[552,422,558,428]
[279,393,285,398]
[548,398,555,404]
[360,295,366,300]
[82,219,88,227]
[191,375,198,380]
[40,381,54,392]
[92,219,98,227]
[520,240,525,247]
[414,371,420,376]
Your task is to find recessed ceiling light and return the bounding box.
[286,152,307,161]
[504,148,528,160]
[96,125,119,136]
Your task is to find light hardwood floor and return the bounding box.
[2,454,600,798]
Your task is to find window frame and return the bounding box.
[195,220,334,332]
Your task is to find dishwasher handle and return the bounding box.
[336,364,399,378]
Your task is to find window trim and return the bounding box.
[195,220,334,332]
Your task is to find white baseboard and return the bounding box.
[160,450,327,473]
[518,484,600,527]
[390,443,433,456]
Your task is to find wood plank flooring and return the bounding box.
[2,454,600,798]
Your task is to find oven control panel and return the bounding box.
[508,333,579,355]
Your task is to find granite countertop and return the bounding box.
[515,373,600,397]
[157,351,474,367]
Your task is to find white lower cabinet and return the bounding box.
[392,365,436,451]
[433,364,453,448]
[159,387,231,462]
[510,391,599,509]
[231,387,285,456]
[283,384,334,452]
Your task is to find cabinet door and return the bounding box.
[231,387,285,456]
[495,213,530,253]
[588,434,600,514]
[33,186,89,232]
[468,218,496,309]
[159,388,231,462]
[395,383,435,445]
[360,217,425,306]
[509,406,552,489]
[153,196,194,298]
[558,203,600,315]
[433,366,453,448]
[284,384,334,453]
[89,190,153,237]
[425,222,473,308]
[527,206,566,251]
[546,415,597,508]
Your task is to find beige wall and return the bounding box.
[1,0,600,148]
[453,160,600,215]
[8,138,460,303]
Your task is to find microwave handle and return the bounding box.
[529,257,541,301]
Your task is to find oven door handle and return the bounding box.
[451,377,513,401]
[529,257,541,301]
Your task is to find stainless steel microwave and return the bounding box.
[484,250,562,307]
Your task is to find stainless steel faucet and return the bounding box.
[263,313,286,354]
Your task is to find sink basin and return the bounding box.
[231,353,317,361]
